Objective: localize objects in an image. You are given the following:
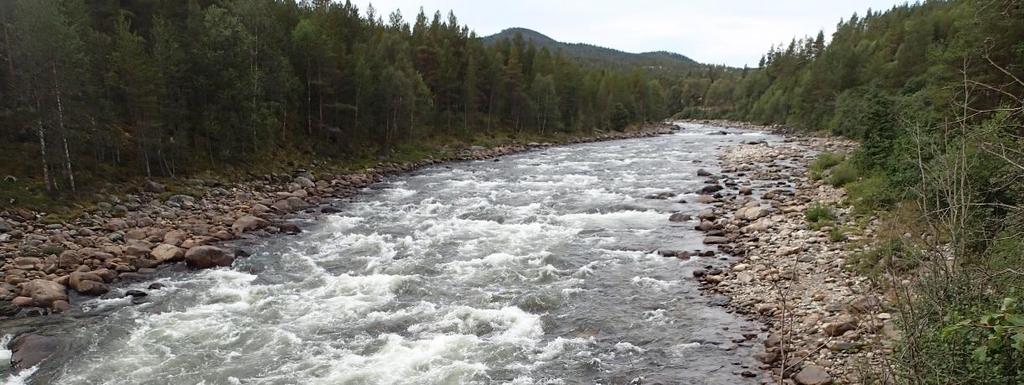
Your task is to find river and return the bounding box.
[4,123,775,385]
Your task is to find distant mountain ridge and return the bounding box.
[482,27,700,72]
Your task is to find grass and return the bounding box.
[810,152,845,180]
[827,160,860,187]
[805,202,837,230]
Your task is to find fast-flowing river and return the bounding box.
[6,123,775,385]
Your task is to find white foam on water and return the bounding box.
[630,276,678,289]
[310,333,488,385]
[557,210,666,230]
[1,367,37,385]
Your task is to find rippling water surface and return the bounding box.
[16,124,777,385]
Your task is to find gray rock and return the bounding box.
[185,246,234,269]
[232,215,269,236]
[668,213,692,222]
[10,334,58,370]
[794,365,832,385]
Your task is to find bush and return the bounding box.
[809,152,845,180]
[845,174,898,214]
[827,160,860,187]
[849,238,920,276]
[805,203,836,229]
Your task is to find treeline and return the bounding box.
[0,0,672,195]
[676,0,1024,383]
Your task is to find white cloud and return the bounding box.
[362,0,909,67]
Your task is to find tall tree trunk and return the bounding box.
[34,94,52,193]
[51,61,75,192]
[305,58,312,135]
[251,27,259,153]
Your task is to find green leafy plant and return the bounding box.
[805,203,836,230]
[943,298,1024,370]
[810,152,845,180]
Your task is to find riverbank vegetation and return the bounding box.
[0,0,676,208]
[675,1,1023,383]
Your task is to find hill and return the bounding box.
[482,27,701,73]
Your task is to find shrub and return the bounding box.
[827,160,860,187]
[810,152,845,180]
[849,238,920,276]
[805,203,836,229]
[845,174,898,214]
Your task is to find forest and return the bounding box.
[674,0,1024,383]
[0,0,674,200]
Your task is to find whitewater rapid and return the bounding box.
[11,123,773,384]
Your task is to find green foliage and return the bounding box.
[827,160,860,187]
[849,238,920,276]
[804,203,836,229]
[845,174,898,214]
[828,227,848,243]
[0,1,675,198]
[809,152,844,180]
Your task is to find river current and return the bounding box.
[5,123,775,385]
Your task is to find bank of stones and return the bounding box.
[686,130,893,385]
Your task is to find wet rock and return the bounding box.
[321,206,343,214]
[754,351,779,364]
[184,246,234,269]
[232,215,269,236]
[10,334,58,370]
[644,192,676,200]
[668,213,692,222]
[124,289,147,298]
[0,300,19,316]
[147,282,166,290]
[697,209,717,220]
[277,222,302,235]
[697,169,712,177]
[19,279,67,307]
[738,186,753,195]
[150,243,184,263]
[699,184,723,194]
[794,365,832,385]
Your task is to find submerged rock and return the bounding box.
[10,334,58,370]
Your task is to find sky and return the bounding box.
[361,0,910,67]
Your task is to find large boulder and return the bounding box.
[10,334,58,370]
[794,365,833,385]
[144,180,166,193]
[231,215,269,236]
[68,271,109,295]
[19,279,67,307]
[184,246,234,269]
[150,243,185,263]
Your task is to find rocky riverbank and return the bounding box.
[0,124,676,323]
[686,126,893,385]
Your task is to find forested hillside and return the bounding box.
[675,1,1024,383]
[0,0,675,201]
[483,28,699,74]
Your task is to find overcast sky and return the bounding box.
[362,0,910,67]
